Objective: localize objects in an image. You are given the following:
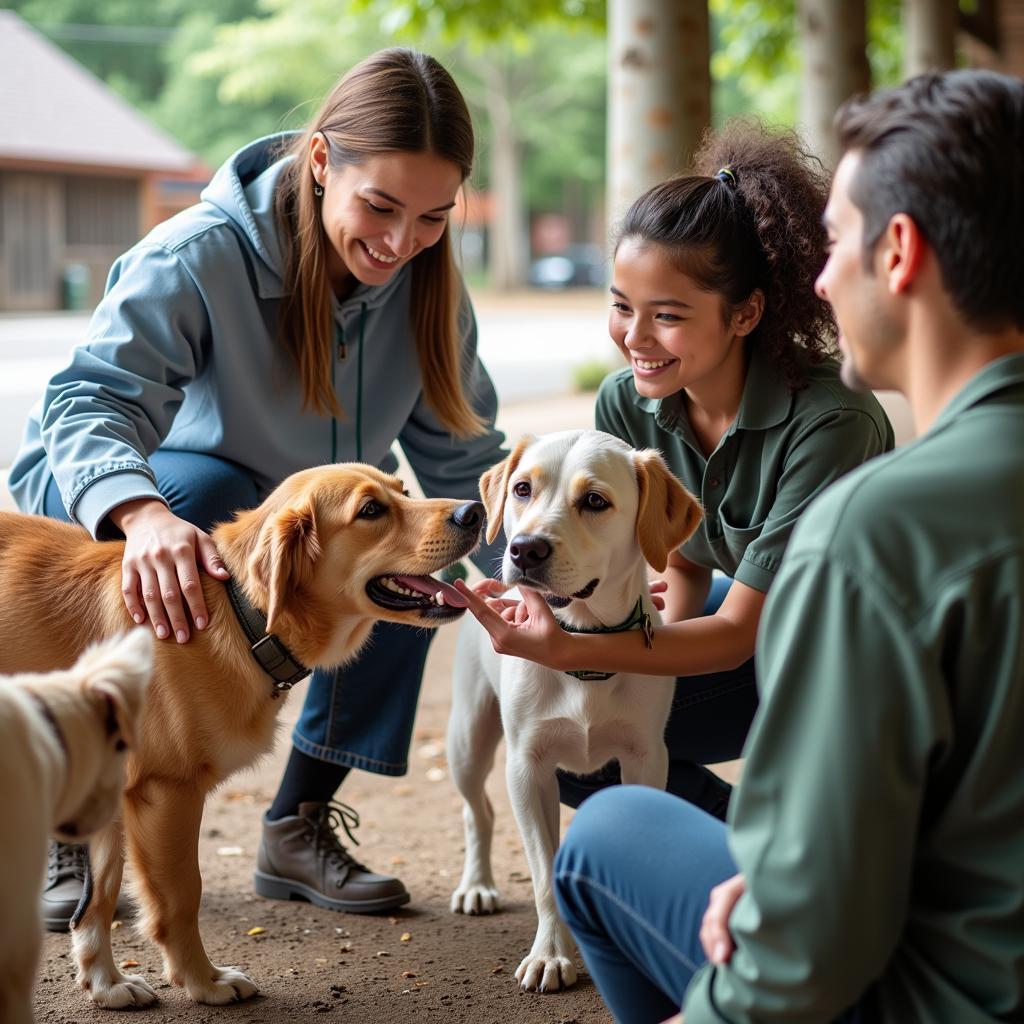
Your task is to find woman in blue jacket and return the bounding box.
[11,48,506,930]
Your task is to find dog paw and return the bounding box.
[86,971,159,1009]
[515,953,578,992]
[185,966,258,1004]
[450,883,500,915]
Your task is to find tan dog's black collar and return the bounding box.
[226,578,309,693]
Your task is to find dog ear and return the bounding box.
[633,449,703,573]
[479,435,534,545]
[83,629,153,751]
[252,499,322,632]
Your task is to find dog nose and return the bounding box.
[451,500,484,532]
[509,534,551,570]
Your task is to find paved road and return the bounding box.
[0,291,619,471]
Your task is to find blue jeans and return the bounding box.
[554,786,863,1024]
[558,575,758,818]
[43,451,431,775]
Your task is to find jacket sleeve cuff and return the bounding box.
[72,471,166,540]
[683,964,727,1023]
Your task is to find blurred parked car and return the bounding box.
[528,242,607,289]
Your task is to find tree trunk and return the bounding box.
[903,0,958,78]
[481,60,527,291]
[798,0,871,169]
[607,0,710,230]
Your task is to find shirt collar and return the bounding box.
[929,352,1024,434]
[633,342,793,437]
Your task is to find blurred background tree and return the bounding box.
[3,0,986,289]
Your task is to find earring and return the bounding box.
[313,181,324,198]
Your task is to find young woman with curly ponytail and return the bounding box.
[459,120,893,820]
[12,48,507,929]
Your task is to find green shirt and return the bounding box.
[595,346,893,591]
[685,354,1024,1024]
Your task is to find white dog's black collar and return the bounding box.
[561,598,655,681]
[226,578,309,693]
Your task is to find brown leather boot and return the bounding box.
[254,801,409,913]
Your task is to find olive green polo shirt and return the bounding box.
[684,353,1024,1024]
[595,345,893,590]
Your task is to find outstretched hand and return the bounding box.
[453,579,573,671]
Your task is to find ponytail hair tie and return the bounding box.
[716,166,738,187]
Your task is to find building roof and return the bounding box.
[0,10,198,173]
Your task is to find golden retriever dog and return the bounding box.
[448,431,700,991]
[0,630,152,1024]
[0,464,483,1009]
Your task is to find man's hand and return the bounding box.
[454,579,574,670]
[700,873,746,964]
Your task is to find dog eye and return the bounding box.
[512,481,531,499]
[582,492,610,511]
[358,500,386,519]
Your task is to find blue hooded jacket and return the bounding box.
[9,134,506,544]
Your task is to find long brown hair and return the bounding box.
[274,48,484,436]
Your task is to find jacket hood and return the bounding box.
[200,131,409,310]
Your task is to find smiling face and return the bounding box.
[608,239,761,402]
[309,139,463,296]
[228,464,484,669]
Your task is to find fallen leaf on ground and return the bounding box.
[402,971,417,978]
[119,960,140,968]
[217,846,244,857]
[247,926,266,936]
[400,932,411,942]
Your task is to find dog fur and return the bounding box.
[448,430,701,991]
[0,630,152,1024]
[0,464,482,1008]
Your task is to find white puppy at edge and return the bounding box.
[0,630,152,1024]
[448,430,702,992]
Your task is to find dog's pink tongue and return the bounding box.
[394,574,468,608]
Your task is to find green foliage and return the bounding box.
[710,0,904,126]
[349,0,604,44]
[572,357,617,393]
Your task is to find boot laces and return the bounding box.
[306,801,367,871]
[48,841,87,885]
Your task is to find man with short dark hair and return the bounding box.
[551,69,1024,1023]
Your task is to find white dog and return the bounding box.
[448,430,701,991]
[0,630,152,1024]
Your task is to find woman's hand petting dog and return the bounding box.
[455,579,572,671]
[454,578,668,671]
[109,498,230,644]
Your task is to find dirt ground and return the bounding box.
[34,627,612,1024]
[30,390,740,1024]
[31,393,619,1024]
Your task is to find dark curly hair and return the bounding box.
[615,119,836,389]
